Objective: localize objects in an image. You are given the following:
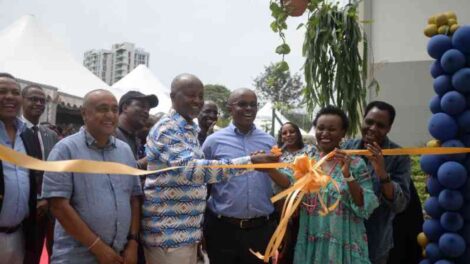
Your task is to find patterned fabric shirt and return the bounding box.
[143,109,251,248]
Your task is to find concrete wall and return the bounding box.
[370,60,433,146]
[360,0,470,146]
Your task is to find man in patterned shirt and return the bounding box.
[142,73,279,264]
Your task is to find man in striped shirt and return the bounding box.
[142,73,278,264]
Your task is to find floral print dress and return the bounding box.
[293,151,379,264]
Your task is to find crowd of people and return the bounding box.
[0,71,424,264]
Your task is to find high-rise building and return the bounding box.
[83,42,150,85]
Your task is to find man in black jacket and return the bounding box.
[0,73,40,264]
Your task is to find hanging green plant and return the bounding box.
[269,0,379,135]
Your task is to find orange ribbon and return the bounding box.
[3,144,470,262]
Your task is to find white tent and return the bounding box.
[111,65,172,114]
[254,101,308,135]
[0,15,109,99]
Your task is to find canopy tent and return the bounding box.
[254,101,309,135]
[111,65,172,114]
[0,15,109,101]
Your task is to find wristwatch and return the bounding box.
[379,173,392,184]
[127,233,139,242]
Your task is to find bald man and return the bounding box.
[202,88,280,264]
[42,89,142,264]
[142,74,278,264]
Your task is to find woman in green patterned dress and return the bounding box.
[293,106,379,264]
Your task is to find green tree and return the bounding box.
[253,62,303,108]
[204,84,231,118]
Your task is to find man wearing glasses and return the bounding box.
[21,84,59,263]
[202,88,279,264]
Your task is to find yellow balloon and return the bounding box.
[436,14,448,27]
[426,139,441,148]
[445,11,457,20]
[438,25,450,35]
[417,232,429,247]
[424,24,438,37]
[450,24,460,34]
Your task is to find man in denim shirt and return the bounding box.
[42,89,142,264]
[343,101,411,264]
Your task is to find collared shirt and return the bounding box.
[202,123,276,219]
[22,116,45,158]
[143,109,251,248]
[42,128,142,264]
[0,118,29,227]
[343,138,411,262]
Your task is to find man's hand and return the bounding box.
[36,199,48,219]
[250,152,280,164]
[121,240,138,264]
[366,142,387,179]
[90,240,124,264]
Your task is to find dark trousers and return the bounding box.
[204,210,277,264]
[31,212,54,264]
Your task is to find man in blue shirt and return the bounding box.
[42,89,142,264]
[202,88,281,264]
[343,101,413,264]
[0,73,39,264]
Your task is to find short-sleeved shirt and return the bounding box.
[202,123,276,219]
[42,128,142,264]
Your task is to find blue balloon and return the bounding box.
[441,91,466,116]
[428,113,458,141]
[453,68,470,94]
[428,35,453,59]
[452,25,470,54]
[424,219,445,242]
[435,260,455,264]
[439,233,466,258]
[441,49,467,74]
[421,155,445,175]
[428,175,444,197]
[426,242,443,262]
[437,161,467,189]
[431,60,445,78]
[441,140,466,162]
[430,95,442,114]
[434,75,454,95]
[425,196,443,218]
[439,189,464,211]
[457,110,470,133]
[440,212,464,232]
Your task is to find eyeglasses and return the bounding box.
[232,101,258,109]
[25,96,46,104]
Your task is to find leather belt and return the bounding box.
[0,224,22,234]
[210,210,275,229]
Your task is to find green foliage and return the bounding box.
[254,62,304,108]
[411,155,428,205]
[203,84,231,118]
[269,0,380,135]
